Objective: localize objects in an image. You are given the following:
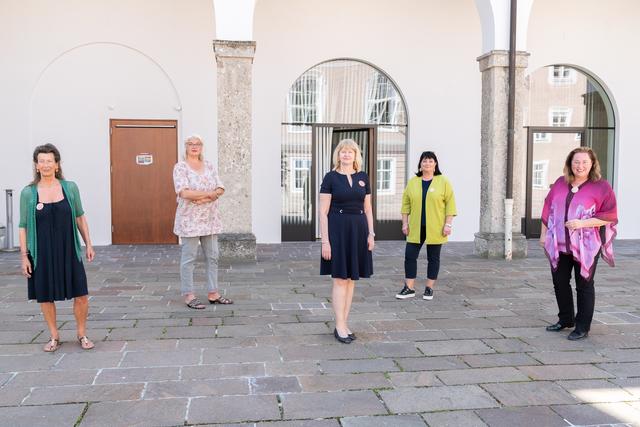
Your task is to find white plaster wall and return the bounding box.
[0,0,217,245]
[527,0,640,239]
[253,0,483,243]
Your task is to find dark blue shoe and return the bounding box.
[334,329,352,344]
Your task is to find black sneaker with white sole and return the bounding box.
[423,287,434,300]
[395,285,416,299]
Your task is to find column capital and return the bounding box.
[213,40,256,62]
[477,50,530,72]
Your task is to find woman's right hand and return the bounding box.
[21,256,32,278]
[321,242,331,260]
[538,237,545,248]
[401,224,409,236]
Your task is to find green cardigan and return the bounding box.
[19,180,85,269]
[401,175,457,244]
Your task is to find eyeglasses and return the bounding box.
[186,142,203,147]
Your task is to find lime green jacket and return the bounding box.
[19,180,85,269]
[401,175,457,244]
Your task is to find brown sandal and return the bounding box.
[43,337,60,352]
[186,297,206,309]
[208,296,233,305]
[78,336,95,350]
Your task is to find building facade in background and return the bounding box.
[1,0,637,258]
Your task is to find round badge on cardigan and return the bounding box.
[429,188,435,192]
[358,180,365,187]
[36,203,44,210]
[571,186,579,193]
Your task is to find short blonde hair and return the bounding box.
[563,146,601,183]
[332,139,363,172]
[183,134,204,161]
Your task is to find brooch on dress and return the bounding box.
[358,180,365,187]
[36,203,44,210]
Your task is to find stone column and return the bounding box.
[474,50,529,259]
[213,40,257,260]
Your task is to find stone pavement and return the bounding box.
[1,240,639,427]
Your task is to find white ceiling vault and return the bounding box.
[213,0,535,53]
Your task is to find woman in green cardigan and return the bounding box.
[396,151,457,300]
[19,144,95,352]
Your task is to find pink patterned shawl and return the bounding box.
[541,176,618,280]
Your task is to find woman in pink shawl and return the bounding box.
[540,147,617,340]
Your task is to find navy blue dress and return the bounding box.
[27,193,88,303]
[320,170,373,280]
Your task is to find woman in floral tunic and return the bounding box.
[540,147,617,340]
[173,135,233,309]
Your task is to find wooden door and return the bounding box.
[110,119,178,244]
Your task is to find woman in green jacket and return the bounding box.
[396,151,457,300]
[19,144,95,352]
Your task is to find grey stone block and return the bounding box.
[120,350,200,367]
[144,378,249,398]
[341,414,427,427]
[280,343,373,361]
[388,371,441,387]
[381,385,499,413]
[556,379,636,403]
[421,410,488,427]
[395,356,468,371]
[282,390,387,419]
[8,369,96,387]
[517,364,615,381]
[437,367,530,385]
[24,383,144,405]
[0,403,85,427]
[203,346,281,364]
[182,362,265,380]
[250,376,301,394]
[320,358,399,374]
[417,340,495,356]
[80,398,188,427]
[597,362,640,378]
[298,373,391,392]
[551,402,640,425]
[462,353,540,368]
[475,406,568,427]
[481,381,577,406]
[95,367,180,384]
[54,351,123,370]
[188,394,280,424]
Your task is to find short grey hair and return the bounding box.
[183,134,204,161]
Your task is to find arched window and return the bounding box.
[281,59,408,241]
[524,65,615,237]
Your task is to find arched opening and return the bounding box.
[524,64,615,237]
[280,59,409,241]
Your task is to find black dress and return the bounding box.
[320,170,373,280]
[28,193,88,303]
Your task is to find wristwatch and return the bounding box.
[369,231,376,237]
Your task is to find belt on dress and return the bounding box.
[330,207,364,215]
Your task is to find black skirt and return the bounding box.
[320,210,373,280]
[28,194,88,303]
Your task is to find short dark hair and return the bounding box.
[32,143,64,184]
[415,151,442,176]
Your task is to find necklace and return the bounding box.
[571,186,579,194]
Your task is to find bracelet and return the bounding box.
[369,231,375,237]
[444,223,453,228]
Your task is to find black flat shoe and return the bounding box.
[334,328,352,344]
[568,329,589,340]
[545,322,574,332]
[348,333,356,340]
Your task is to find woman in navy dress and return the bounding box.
[19,144,96,352]
[319,139,374,344]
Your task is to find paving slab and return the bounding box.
[421,410,488,427]
[517,364,615,380]
[281,390,388,419]
[481,381,578,406]
[380,385,499,413]
[298,373,391,392]
[0,403,85,427]
[341,414,427,427]
[188,394,281,424]
[556,379,637,403]
[436,367,530,385]
[79,398,188,427]
[551,403,640,425]
[475,406,569,427]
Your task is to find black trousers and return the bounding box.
[404,226,442,280]
[551,252,599,332]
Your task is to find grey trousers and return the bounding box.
[180,235,219,295]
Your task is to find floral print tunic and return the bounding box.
[173,160,224,237]
[541,176,617,280]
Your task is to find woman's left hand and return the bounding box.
[367,235,375,251]
[565,219,585,231]
[442,225,452,237]
[86,246,95,262]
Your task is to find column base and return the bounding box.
[218,233,256,261]
[474,232,527,259]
